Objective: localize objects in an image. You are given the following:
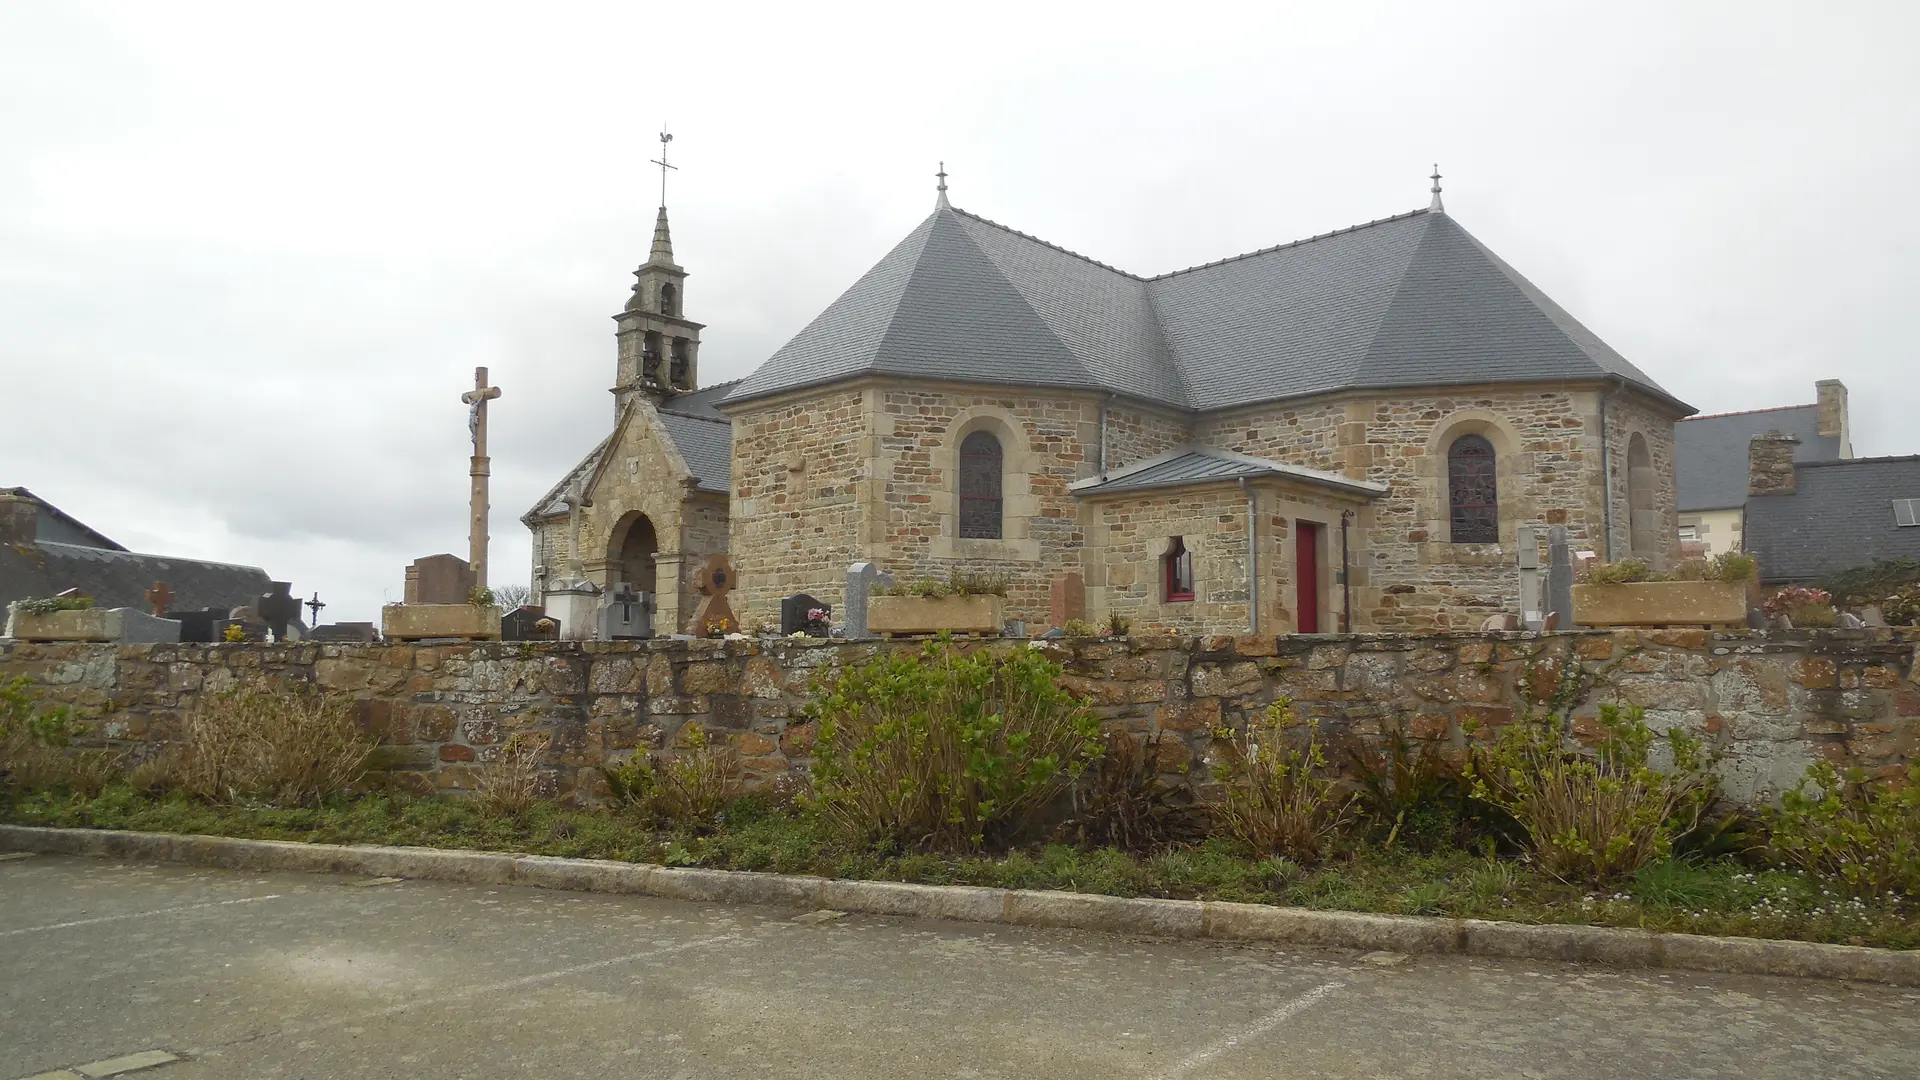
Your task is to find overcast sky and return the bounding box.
[3,1,1915,624]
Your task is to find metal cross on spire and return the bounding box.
[1429,163,1445,213]
[935,161,950,208]
[651,129,677,207]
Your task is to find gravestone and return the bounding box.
[1049,572,1085,629]
[144,581,173,618]
[165,608,224,643]
[1515,525,1543,630]
[502,605,560,641]
[1545,525,1576,630]
[258,581,301,640]
[780,594,830,637]
[843,561,893,640]
[598,584,654,640]
[688,556,737,635]
[404,554,474,605]
[309,622,378,644]
[225,605,269,642]
[110,609,181,643]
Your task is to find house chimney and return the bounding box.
[1814,379,1851,456]
[1748,431,1800,497]
[0,492,39,546]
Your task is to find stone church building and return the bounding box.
[528,175,1689,636]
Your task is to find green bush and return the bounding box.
[171,687,373,807]
[14,595,95,615]
[0,677,80,793]
[1468,703,1717,883]
[805,638,1102,851]
[1349,731,1501,853]
[1766,762,1920,897]
[1060,730,1209,851]
[875,570,1011,598]
[601,727,740,829]
[1213,700,1356,863]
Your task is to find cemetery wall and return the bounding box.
[4,629,1915,809]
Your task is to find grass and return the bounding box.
[5,785,1915,951]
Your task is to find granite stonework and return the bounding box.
[3,630,1913,807]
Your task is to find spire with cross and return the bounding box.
[1429,163,1444,213]
[935,161,950,209]
[651,129,677,208]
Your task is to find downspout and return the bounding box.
[1240,477,1258,635]
[1340,510,1354,634]
[1096,393,1115,480]
[1598,378,1623,561]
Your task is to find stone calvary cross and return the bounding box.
[461,367,503,590]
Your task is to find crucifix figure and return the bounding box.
[305,592,326,628]
[144,581,173,617]
[650,129,676,206]
[460,366,503,590]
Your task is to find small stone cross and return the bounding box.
[144,581,173,617]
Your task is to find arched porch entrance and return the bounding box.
[608,511,659,595]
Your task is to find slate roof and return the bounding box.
[524,383,740,522]
[722,204,1683,414]
[1743,456,1920,583]
[1,541,272,616]
[1674,405,1844,512]
[1070,445,1388,498]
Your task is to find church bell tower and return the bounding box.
[613,132,703,416]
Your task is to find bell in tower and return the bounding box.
[612,131,705,417]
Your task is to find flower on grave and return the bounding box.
[808,607,829,622]
[222,623,246,643]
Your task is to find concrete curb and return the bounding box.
[4,824,1914,986]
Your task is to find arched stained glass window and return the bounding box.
[1447,434,1498,543]
[958,430,1003,539]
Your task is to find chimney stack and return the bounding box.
[0,492,39,546]
[1814,379,1851,456]
[1748,431,1800,497]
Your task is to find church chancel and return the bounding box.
[530,158,1690,637]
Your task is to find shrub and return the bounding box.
[1766,762,1920,897]
[1349,731,1497,853]
[1580,558,1651,585]
[1213,700,1356,863]
[1584,552,1755,586]
[806,638,1102,851]
[1821,557,1920,608]
[1059,618,1097,637]
[474,732,552,817]
[1883,584,1920,627]
[14,595,95,615]
[876,570,1011,598]
[172,688,373,806]
[1061,730,1209,851]
[0,676,102,795]
[601,726,741,828]
[1103,611,1131,637]
[1763,586,1834,624]
[1468,703,1716,883]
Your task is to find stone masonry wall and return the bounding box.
[5,629,1914,809]
[728,389,870,625]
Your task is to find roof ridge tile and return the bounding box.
[1680,403,1817,422]
[1147,207,1432,281]
[947,207,1145,280]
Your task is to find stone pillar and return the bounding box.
[1748,432,1801,497]
[1050,572,1086,629]
[653,553,686,634]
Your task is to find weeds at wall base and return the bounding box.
[5,785,1913,952]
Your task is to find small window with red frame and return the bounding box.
[1164,537,1195,601]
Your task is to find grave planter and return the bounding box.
[866,594,1005,636]
[381,603,502,642]
[3,605,115,642]
[1572,581,1749,628]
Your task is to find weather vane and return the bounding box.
[651,129,677,206]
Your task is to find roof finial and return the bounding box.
[651,129,677,207]
[1428,163,1444,213]
[935,161,950,209]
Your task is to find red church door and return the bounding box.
[1295,521,1321,633]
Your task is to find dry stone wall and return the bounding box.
[5,629,1914,809]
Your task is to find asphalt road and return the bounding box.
[2,853,1916,1079]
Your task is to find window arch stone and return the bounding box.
[1447,434,1499,543]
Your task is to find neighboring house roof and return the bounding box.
[524,383,740,523]
[0,487,125,551]
[722,204,1683,414]
[1674,405,1844,512]
[1,541,272,615]
[1743,456,1920,583]
[1070,445,1388,499]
